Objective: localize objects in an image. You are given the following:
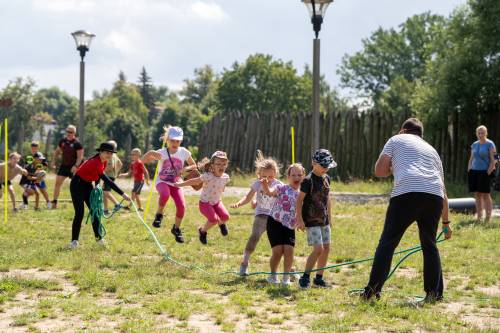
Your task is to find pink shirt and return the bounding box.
[199,172,230,205]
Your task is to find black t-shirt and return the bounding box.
[58,138,83,166]
[300,172,331,227]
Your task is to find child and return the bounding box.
[119,148,150,212]
[68,142,130,249]
[20,152,46,211]
[231,151,282,276]
[0,152,28,211]
[29,141,51,208]
[296,149,337,288]
[143,126,197,243]
[176,151,230,245]
[103,141,123,215]
[261,163,305,286]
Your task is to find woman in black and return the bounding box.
[69,142,130,249]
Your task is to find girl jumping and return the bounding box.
[143,126,197,243]
[261,163,305,286]
[176,151,230,245]
[231,151,282,276]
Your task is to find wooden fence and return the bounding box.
[198,110,500,181]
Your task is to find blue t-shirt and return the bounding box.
[471,139,496,170]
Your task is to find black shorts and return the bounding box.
[103,177,115,192]
[0,180,11,189]
[57,165,74,178]
[132,181,144,194]
[468,170,492,193]
[266,216,295,248]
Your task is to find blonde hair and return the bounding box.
[476,125,488,136]
[254,150,280,177]
[9,152,21,160]
[66,125,77,133]
[286,163,305,176]
[131,148,142,155]
[160,125,170,143]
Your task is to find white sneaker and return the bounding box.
[19,203,28,210]
[267,274,280,285]
[281,276,292,287]
[46,202,52,209]
[68,240,78,250]
[96,239,107,247]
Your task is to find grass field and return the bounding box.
[0,176,498,332]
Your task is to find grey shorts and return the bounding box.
[132,181,144,194]
[306,225,331,246]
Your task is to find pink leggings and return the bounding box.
[199,201,230,224]
[156,182,185,218]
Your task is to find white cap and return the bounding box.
[168,126,184,141]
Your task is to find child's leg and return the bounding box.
[8,186,16,209]
[199,202,219,232]
[40,188,49,203]
[242,215,268,265]
[270,245,284,273]
[34,190,40,209]
[304,244,323,273]
[169,185,185,228]
[316,243,330,275]
[133,192,142,209]
[213,202,230,225]
[283,245,294,273]
[155,182,171,214]
[103,191,110,211]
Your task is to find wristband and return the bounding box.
[442,221,450,225]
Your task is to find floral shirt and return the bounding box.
[269,184,299,230]
[200,172,230,205]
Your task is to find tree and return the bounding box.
[0,77,39,152]
[180,65,218,115]
[338,13,445,111]
[137,66,155,111]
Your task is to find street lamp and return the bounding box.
[71,30,95,145]
[302,0,333,153]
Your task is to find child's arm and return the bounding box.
[175,177,203,187]
[143,163,150,185]
[296,191,306,231]
[118,170,131,178]
[260,178,278,197]
[230,188,256,208]
[327,194,332,225]
[143,150,162,164]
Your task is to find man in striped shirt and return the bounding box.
[361,118,452,303]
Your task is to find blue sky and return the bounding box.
[0,0,466,99]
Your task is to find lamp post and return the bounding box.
[302,0,333,153]
[71,30,95,145]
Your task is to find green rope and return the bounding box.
[86,185,125,239]
[127,200,447,282]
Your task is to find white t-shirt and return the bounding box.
[381,134,444,198]
[200,172,230,205]
[156,147,191,185]
[251,179,283,216]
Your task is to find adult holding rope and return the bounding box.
[68,142,131,249]
[360,118,452,303]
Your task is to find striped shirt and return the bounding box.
[381,134,444,198]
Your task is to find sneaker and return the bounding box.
[96,238,107,247]
[171,225,185,243]
[198,228,208,245]
[34,207,41,212]
[123,206,131,211]
[19,203,28,210]
[138,208,144,212]
[68,240,78,250]
[313,276,328,288]
[152,213,163,228]
[46,201,52,209]
[298,275,310,289]
[13,208,18,213]
[267,274,280,285]
[51,200,57,209]
[281,276,292,287]
[219,223,228,236]
[104,209,110,215]
[290,269,301,282]
[423,292,443,304]
[239,263,248,276]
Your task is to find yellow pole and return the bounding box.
[291,126,295,164]
[143,140,165,220]
[4,119,8,223]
